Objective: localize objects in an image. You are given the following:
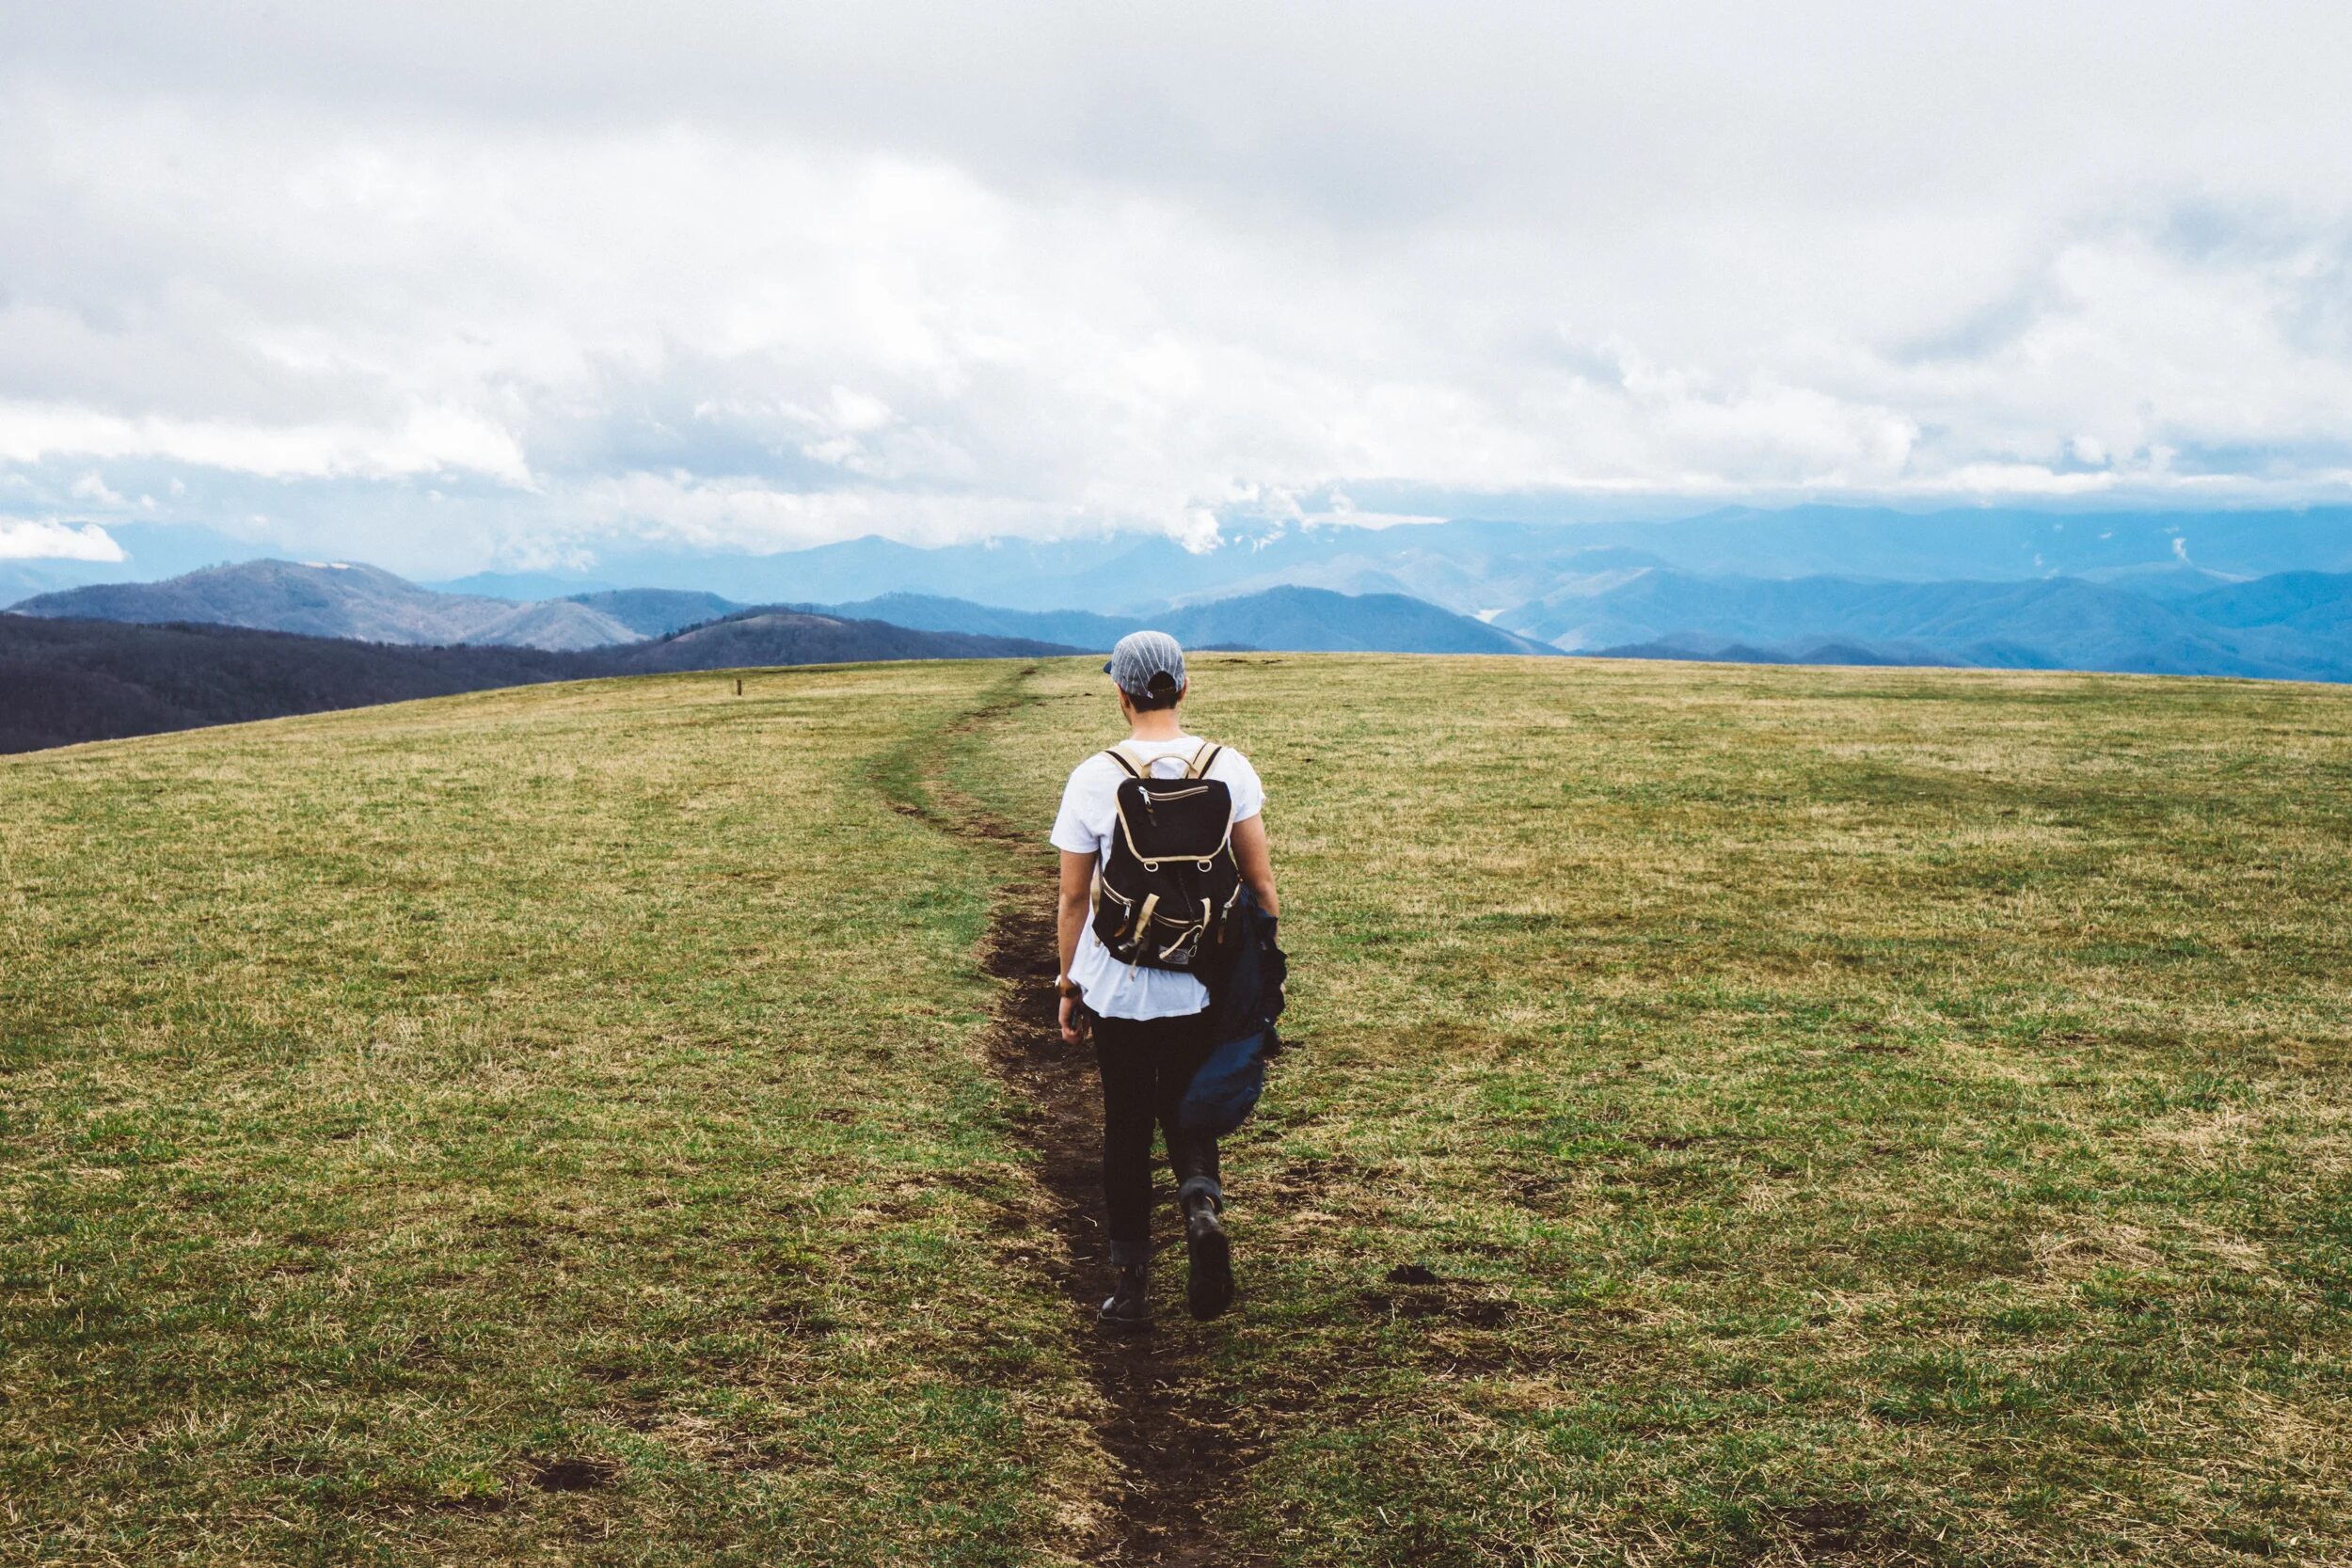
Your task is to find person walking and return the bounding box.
[1052,631,1280,1324]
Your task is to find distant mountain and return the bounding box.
[2074,562,2250,601]
[20,521,2352,686]
[1594,639,1949,669]
[1,556,125,609]
[0,580,1553,754]
[816,594,1143,649]
[9,556,1559,662]
[18,505,2352,620]
[1156,586,1558,655]
[0,522,279,609]
[2181,572,2352,639]
[1530,506,2352,584]
[1495,568,2352,681]
[383,507,2352,614]
[14,561,639,651]
[564,589,743,638]
[814,586,1558,656]
[429,569,622,600]
[611,610,1073,672]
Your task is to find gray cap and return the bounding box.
[1104,629,1187,699]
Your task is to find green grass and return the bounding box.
[963,656,2352,1566]
[8,654,2352,1564]
[1,667,1103,1566]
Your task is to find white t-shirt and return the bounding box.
[1051,735,1265,1021]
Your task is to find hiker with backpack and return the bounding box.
[1053,631,1282,1325]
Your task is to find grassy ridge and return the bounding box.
[965,655,2352,1564]
[1,667,1100,1566]
[8,653,2352,1565]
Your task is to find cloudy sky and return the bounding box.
[6,2,2352,575]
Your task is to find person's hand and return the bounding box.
[1058,992,1089,1046]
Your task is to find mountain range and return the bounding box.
[812,589,1558,656]
[11,561,645,650]
[9,508,2352,702]
[9,561,1557,657]
[1500,568,2352,681]
[408,507,2352,614]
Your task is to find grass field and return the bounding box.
[7,655,2351,1565]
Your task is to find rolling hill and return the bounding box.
[560,588,744,638]
[0,614,588,753]
[13,560,640,651]
[0,610,1072,752]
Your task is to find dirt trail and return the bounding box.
[894,670,1248,1567]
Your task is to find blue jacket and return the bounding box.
[1177,887,1287,1134]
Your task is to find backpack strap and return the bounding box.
[1107,738,1222,780]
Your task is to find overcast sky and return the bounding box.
[6,2,2352,574]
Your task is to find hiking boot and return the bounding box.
[1184,1199,1234,1320]
[1098,1262,1151,1327]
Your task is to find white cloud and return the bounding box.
[69,470,122,506]
[0,517,125,562]
[6,4,2352,573]
[0,401,531,483]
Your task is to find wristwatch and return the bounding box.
[1056,976,1083,999]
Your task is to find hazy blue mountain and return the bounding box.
[1594,639,1951,670]
[26,505,2352,619]
[14,561,639,651]
[460,533,1200,611]
[2074,562,2251,601]
[2181,572,2352,638]
[609,610,1073,672]
[2,557,122,608]
[1499,567,2352,680]
[22,511,2352,680]
[811,594,1143,648]
[1,521,269,607]
[391,507,2352,611]
[10,556,1555,661]
[814,586,1559,656]
[1155,586,1558,655]
[564,589,743,637]
[1527,506,2352,582]
[1157,538,1672,617]
[430,569,621,599]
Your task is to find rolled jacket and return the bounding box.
[1177,886,1287,1134]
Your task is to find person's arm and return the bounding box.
[1057,848,1095,1044]
[1232,814,1279,918]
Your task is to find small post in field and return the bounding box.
[735,677,743,696]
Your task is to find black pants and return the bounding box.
[1090,1008,1223,1267]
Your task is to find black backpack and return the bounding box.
[1090,739,1244,974]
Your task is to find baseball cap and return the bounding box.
[1104,629,1187,699]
